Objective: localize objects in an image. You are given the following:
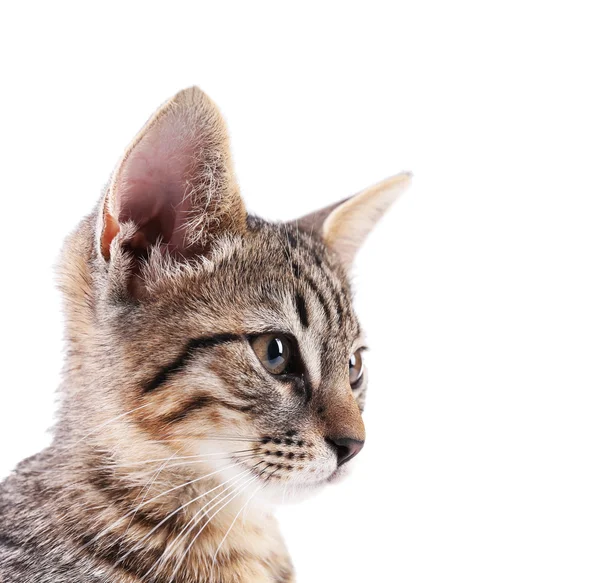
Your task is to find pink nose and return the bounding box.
[327,437,365,466]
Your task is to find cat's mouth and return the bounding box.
[213,432,352,499]
[231,442,342,493]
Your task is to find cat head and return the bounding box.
[59,87,410,504]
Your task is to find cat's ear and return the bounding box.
[295,172,411,268]
[99,87,246,261]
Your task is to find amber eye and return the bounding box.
[251,334,293,375]
[349,350,364,387]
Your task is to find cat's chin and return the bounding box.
[324,463,351,484]
[253,464,354,506]
[255,480,328,506]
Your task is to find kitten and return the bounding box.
[0,87,410,582]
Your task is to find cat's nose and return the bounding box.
[327,436,364,466]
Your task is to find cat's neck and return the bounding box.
[40,443,294,582]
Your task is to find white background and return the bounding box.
[1,2,599,582]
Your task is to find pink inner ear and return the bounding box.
[113,112,196,253]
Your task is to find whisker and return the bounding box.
[90,448,259,470]
[146,436,264,444]
[164,452,260,471]
[159,459,265,559]
[114,452,261,478]
[166,471,262,583]
[116,447,183,555]
[197,436,264,442]
[144,465,263,581]
[83,460,249,548]
[210,480,264,575]
[115,465,255,565]
[38,448,259,476]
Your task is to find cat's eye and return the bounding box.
[251,334,295,375]
[349,350,364,387]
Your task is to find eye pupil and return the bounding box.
[267,337,285,367]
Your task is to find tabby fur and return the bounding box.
[0,87,410,582]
